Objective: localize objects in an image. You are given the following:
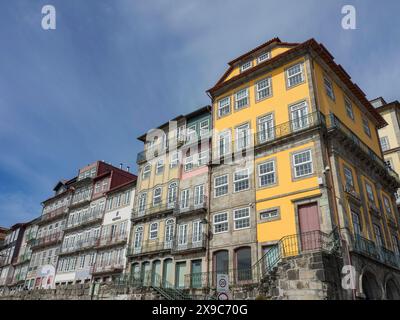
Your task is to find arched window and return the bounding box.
[235,247,252,282]
[137,193,147,215]
[165,219,175,245]
[153,187,162,206]
[133,226,143,254]
[167,183,178,207]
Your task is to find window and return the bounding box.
[187,125,197,141]
[293,150,313,178]
[234,169,249,192]
[233,207,250,230]
[383,196,392,216]
[256,77,272,101]
[257,51,270,63]
[352,211,362,235]
[362,118,371,137]
[260,209,279,221]
[124,190,131,205]
[258,160,276,187]
[156,159,164,174]
[167,183,177,207]
[385,159,393,170]
[170,152,180,168]
[218,131,231,156]
[177,224,188,245]
[95,182,101,194]
[391,235,399,256]
[343,166,354,188]
[199,119,209,136]
[134,227,143,250]
[213,213,228,233]
[192,220,203,243]
[218,97,230,117]
[258,114,274,143]
[142,165,151,179]
[198,150,209,166]
[165,219,174,244]
[236,123,250,150]
[286,63,304,88]
[240,61,252,72]
[373,224,383,247]
[380,137,390,152]
[344,98,354,120]
[323,76,335,100]
[236,247,252,281]
[194,185,205,206]
[214,175,228,197]
[184,155,194,171]
[180,189,190,210]
[235,88,249,110]
[290,101,309,131]
[365,182,375,203]
[149,223,158,240]
[214,250,229,276]
[138,193,147,215]
[152,187,162,206]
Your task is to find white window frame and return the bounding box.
[235,88,249,110]
[218,97,231,117]
[286,63,305,88]
[213,212,229,234]
[194,185,205,206]
[142,164,151,179]
[256,77,272,101]
[257,51,271,64]
[323,76,335,100]
[170,151,180,168]
[198,150,209,166]
[235,123,250,151]
[290,101,309,131]
[380,136,390,152]
[258,160,276,187]
[233,207,250,230]
[149,222,159,240]
[180,189,190,210]
[184,155,194,172]
[240,60,252,72]
[344,97,355,120]
[214,174,228,198]
[167,182,178,207]
[152,187,162,206]
[260,209,279,221]
[199,119,210,136]
[293,150,313,178]
[156,159,164,175]
[362,117,371,137]
[192,220,203,243]
[234,168,250,192]
[177,224,188,246]
[187,125,197,142]
[218,131,231,157]
[258,113,274,143]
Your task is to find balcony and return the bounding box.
[0,256,8,267]
[344,184,361,203]
[14,252,32,265]
[368,202,381,218]
[127,240,172,257]
[327,113,400,186]
[59,237,98,255]
[31,232,63,249]
[39,206,68,224]
[90,260,125,275]
[96,234,128,249]
[173,197,208,217]
[172,235,207,254]
[255,111,324,148]
[25,231,37,242]
[132,202,175,222]
[64,210,104,232]
[352,234,400,268]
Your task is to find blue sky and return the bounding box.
[1,0,399,227]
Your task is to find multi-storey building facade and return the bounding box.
[8,218,39,292]
[0,223,27,293]
[55,161,137,286]
[91,180,136,282]
[27,180,74,289]
[205,38,400,299]
[127,106,211,289]
[372,97,400,208]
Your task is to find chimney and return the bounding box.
[119,163,123,169]
[126,166,130,172]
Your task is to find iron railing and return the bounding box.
[173,197,208,216]
[60,237,98,254]
[40,206,68,223]
[327,113,400,184]
[96,234,128,248]
[65,210,104,231]
[15,251,32,265]
[132,202,175,219]
[31,232,63,248]
[172,235,207,253]
[253,230,336,279]
[127,240,172,257]
[91,260,125,274]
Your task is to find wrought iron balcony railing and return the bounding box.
[31,232,63,249]
[65,210,104,231]
[132,202,176,220]
[90,260,125,274]
[15,251,32,265]
[173,197,208,216]
[127,240,172,257]
[172,234,207,253]
[40,206,68,224]
[60,237,98,254]
[96,234,128,248]
[343,184,361,202]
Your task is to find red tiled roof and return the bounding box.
[207,38,386,128]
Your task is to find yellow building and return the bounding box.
[207,38,400,299]
[372,98,400,207]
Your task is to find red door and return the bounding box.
[298,202,321,251]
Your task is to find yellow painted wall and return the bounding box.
[312,62,382,156]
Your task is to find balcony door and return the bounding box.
[258,114,274,143]
[290,101,308,131]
